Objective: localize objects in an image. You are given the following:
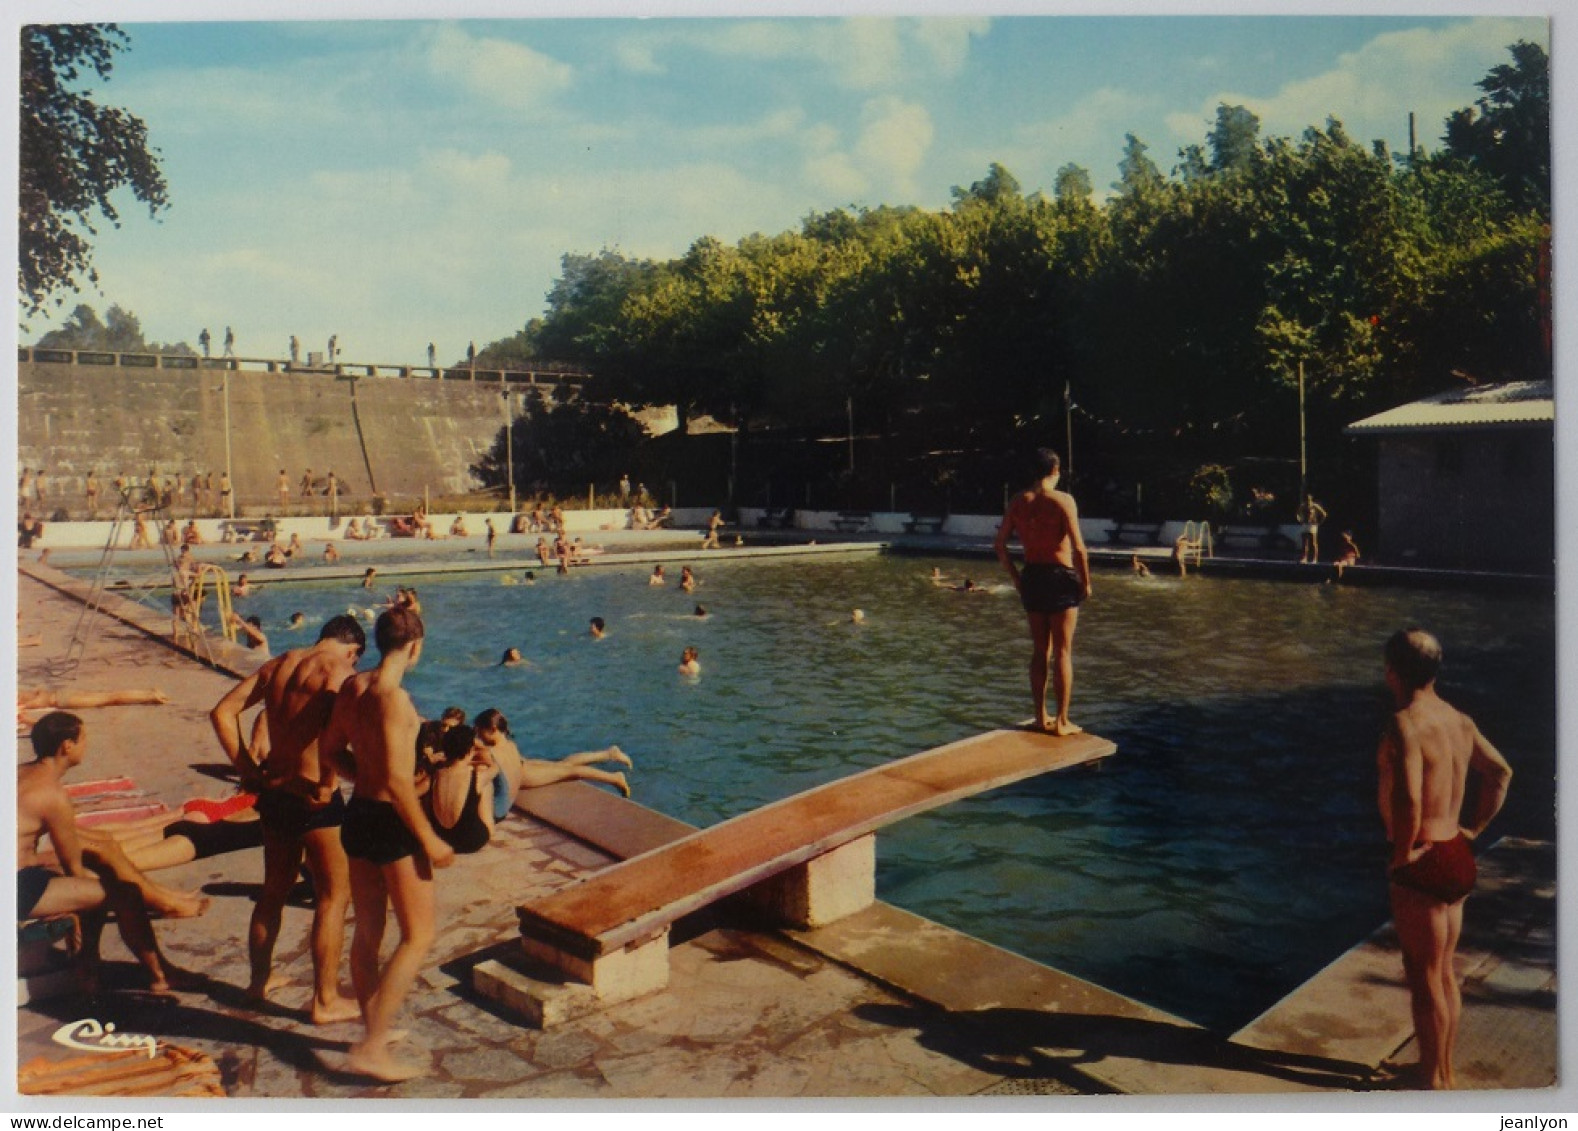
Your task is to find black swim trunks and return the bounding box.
[341,796,423,865]
[1389,833,1476,903]
[1019,562,1085,614]
[18,864,57,919]
[255,787,346,839]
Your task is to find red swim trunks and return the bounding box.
[1389,832,1476,903]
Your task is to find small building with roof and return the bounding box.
[1343,380,1554,573]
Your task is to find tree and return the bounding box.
[1440,40,1549,217]
[1053,163,1093,204]
[1113,134,1164,196]
[20,25,169,316]
[34,301,194,354]
[1208,104,1261,173]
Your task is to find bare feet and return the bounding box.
[150,964,205,993]
[608,771,631,798]
[244,972,293,1005]
[1371,1060,1426,1090]
[151,891,210,919]
[604,745,633,767]
[1051,720,1084,737]
[311,995,363,1025]
[347,1040,428,1083]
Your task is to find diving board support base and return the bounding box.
[741,833,876,928]
[475,929,671,1028]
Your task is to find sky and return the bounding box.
[10,3,1555,367]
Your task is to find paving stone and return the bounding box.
[440,1044,540,1084]
[593,1043,749,1097]
[526,1028,605,1070]
[429,1001,537,1043]
[482,1068,608,1099]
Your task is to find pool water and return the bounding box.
[218,553,1556,1032]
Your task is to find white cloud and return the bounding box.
[911,18,990,77]
[425,24,574,109]
[804,152,869,199]
[1164,18,1545,153]
[608,17,984,92]
[613,39,665,76]
[967,85,1155,189]
[855,97,934,195]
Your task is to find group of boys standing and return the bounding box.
[208,604,448,1082]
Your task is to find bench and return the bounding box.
[756,507,795,530]
[1105,521,1164,546]
[832,510,873,533]
[1216,524,1296,552]
[904,514,947,535]
[479,727,1115,1026]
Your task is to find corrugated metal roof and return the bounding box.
[1344,380,1554,434]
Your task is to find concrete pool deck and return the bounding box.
[11,560,1560,1102]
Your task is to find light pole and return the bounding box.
[1297,360,1308,505]
[222,371,234,519]
[846,394,855,476]
[1063,380,1074,482]
[503,387,516,514]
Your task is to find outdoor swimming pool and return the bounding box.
[213,552,1555,1032]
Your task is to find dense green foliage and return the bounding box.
[20,25,168,317]
[483,43,1551,524]
[34,301,194,354]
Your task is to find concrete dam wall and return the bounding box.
[16,356,581,514]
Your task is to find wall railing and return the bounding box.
[19,346,591,389]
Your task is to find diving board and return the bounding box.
[483,727,1114,1025]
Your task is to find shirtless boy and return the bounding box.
[472,708,631,805]
[1376,628,1513,1090]
[210,614,367,1024]
[994,448,1090,735]
[320,607,455,1082]
[18,712,192,994]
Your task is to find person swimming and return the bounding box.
[589,617,606,639]
[678,646,700,676]
[500,647,525,667]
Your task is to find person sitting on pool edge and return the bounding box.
[420,722,496,855]
[473,708,632,806]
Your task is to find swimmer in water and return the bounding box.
[649,565,666,586]
[680,565,696,593]
[287,612,307,630]
[500,647,525,667]
[361,568,377,590]
[678,646,700,676]
[851,609,865,624]
[589,617,606,639]
[693,604,708,618]
[1131,553,1151,578]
